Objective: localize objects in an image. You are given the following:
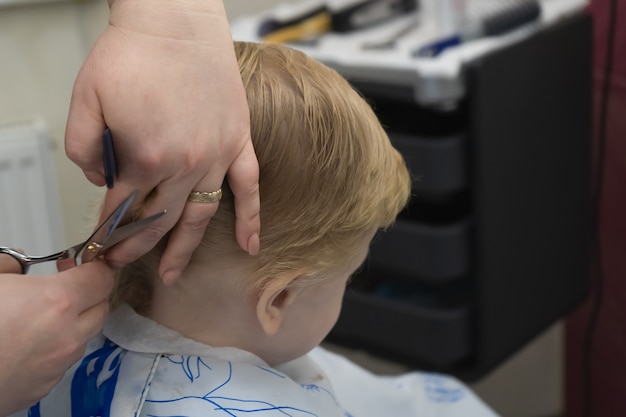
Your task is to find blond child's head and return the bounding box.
[113,41,411,365]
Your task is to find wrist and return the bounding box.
[107,0,230,42]
[107,0,224,10]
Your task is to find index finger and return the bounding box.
[0,254,22,274]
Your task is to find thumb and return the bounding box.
[56,258,77,272]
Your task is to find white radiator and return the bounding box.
[0,119,65,274]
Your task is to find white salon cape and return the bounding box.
[12,304,499,417]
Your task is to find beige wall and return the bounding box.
[0,1,562,416]
[0,1,109,240]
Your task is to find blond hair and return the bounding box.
[113,42,411,313]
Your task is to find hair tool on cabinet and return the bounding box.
[258,0,418,44]
[415,0,541,58]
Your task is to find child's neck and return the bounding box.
[147,266,265,357]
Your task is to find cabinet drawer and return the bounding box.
[389,131,467,200]
[370,219,470,285]
[329,291,471,368]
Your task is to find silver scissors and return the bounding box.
[0,190,166,274]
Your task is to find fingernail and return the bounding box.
[162,270,180,286]
[247,233,260,256]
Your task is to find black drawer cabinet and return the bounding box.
[389,131,467,200]
[369,219,471,284]
[325,13,592,381]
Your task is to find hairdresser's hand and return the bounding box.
[65,0,260,284]
[0,255,113,416]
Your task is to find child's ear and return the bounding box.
[256,274,302,336]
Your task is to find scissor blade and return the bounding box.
[78,190,138,264]
[100,210,167,251]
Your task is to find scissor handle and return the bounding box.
[0,246,68,274]
[0,247,31,274]
[0,192,165,275]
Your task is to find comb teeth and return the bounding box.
[481,1,542,37]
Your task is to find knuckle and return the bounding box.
[91,302,110,330]
[245,210,261,225]
[242,181,260,198]
[99,300,111,320]
[64,141,87,166]
[140,224,169,242]
[180,215,212,233]
[137,150,163,173]
[230,123,251,146]
[68,341,87,363]
[55,339,85,370]
[61,338,82,360]
[44,286,72,316]
[228,166,260,194]
[64,141,79,162]
[179,149,205,175]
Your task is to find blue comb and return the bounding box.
[103,128,118,189]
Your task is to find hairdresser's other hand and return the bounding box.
[0,255,113,416]
[65,0,260,283]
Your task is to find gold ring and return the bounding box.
[188,189,223,204]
